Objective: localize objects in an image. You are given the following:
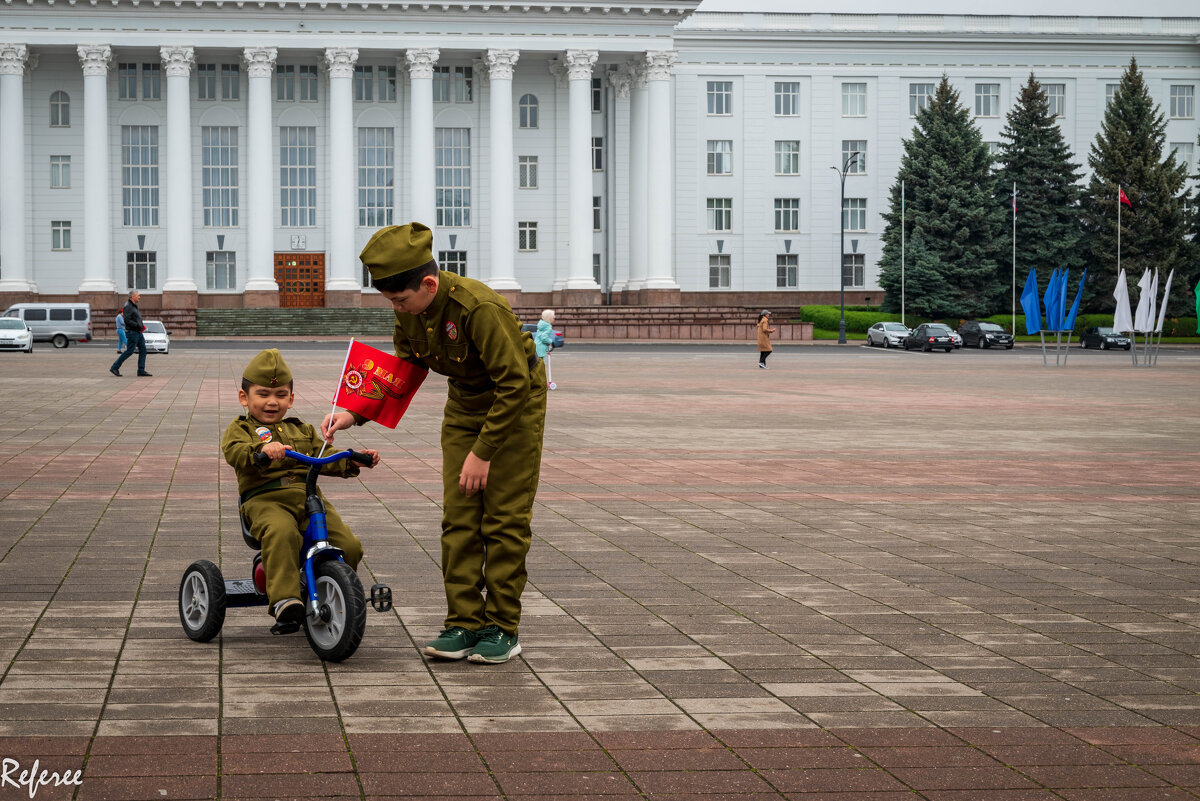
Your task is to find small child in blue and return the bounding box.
[534,309,556,375]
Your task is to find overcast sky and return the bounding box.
[693,0,1197,15]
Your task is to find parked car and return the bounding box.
[2,302,91,348]
[948,329,964,349]
[0,318,33,353]
[1080,326,1131,350]
[866,322,911,349]
[520,322,565,350]
[958,320,1014,349]
[903,323,956,352]
[141,320,170,354]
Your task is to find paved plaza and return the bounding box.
[0,341,1198,800]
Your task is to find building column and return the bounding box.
[242,47,278,305]
[161,46,199,306]
[643,50,679,299]
[486,49,520,291]
[406,48,439,231]
[77,45,116,298]
[564,49,600,295]
[627,60,649,293]
[324,47,361,306]
[0,44,33,296]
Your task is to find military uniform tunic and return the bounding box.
[388,271,547,636]
[222,415,364,608]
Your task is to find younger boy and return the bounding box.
[222,348,379,631]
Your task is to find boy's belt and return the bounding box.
[240,474,301,504]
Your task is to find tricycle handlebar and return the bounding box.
[252,448,369,468]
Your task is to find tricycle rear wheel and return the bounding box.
[179,560,226,642]
[303,561,366,662]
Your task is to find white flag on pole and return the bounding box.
[1147,269,1159,334]
[1133,269,1153,333]
[1112,269,1134,333]
[1154,269,1175,333]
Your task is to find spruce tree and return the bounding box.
[1080,57,1196,313]
[996,75,1085,306]
[878,77,1005,319]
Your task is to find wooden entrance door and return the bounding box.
[274,253,326,308]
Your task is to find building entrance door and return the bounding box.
[274,254,326,308]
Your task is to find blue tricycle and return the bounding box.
[178,448,392,662]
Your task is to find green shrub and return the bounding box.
[799,305,930,334]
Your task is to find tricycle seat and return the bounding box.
[237,491,262,551]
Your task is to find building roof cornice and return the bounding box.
[2,0,698,13]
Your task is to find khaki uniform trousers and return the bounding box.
[440,369,547,636]
[241,485,364,610]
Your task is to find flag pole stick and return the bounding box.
[1039,331,1046,366]
[1063,330,1072,366]
[1055,331,1062,367]
[1012,181,1016,336]
[901,180,906,328]
[319,337,356,457]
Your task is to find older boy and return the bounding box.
[322,222,546,664]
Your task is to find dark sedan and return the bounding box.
[903,323,956,352]
[958,320,1014,349]
[1080,326,1131,350]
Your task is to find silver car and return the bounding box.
[0,318,33,353]
[143,320,170,354]
[866,321,911,348]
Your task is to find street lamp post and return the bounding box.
[829,152,860,345]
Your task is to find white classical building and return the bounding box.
[0,0,1197,312]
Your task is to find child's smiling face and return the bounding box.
[239,384,294,424]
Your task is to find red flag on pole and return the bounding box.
[1119,188,1132,208]
[332,340,427,428]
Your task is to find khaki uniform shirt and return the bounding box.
[222,414,360,497]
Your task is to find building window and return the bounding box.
[358,127,394,228]
[777,254,798,288]
[843,198,867,232]
[378,66,396,101]
[593,196,602,231]
[300,65,318,101]
[519,94,539,128]
[986,141,1002,158]
[142,63,161,100]
[354,66,374,102]
[454,66,473,102]
[975,83,1000,117]
[707,81,732,116]
[1172,142,1194,176]
[440,250,467,276]
[127,251,157,290]
[279,126,317,227]
[121,125,159,227]
[50,155,71,188]
[706,198,732,232]
[518,155,538,189]
[909,82,934,116]
[709,254,730,288]
[435,127,471,227]
[206,251,236,290]
[707,140,733,175]
[593,253,602,285]
[842,141,866,174]
[49,90,70,127]
[118,63,138,100]
[51,221,71,251]
[222,64,240,99]
[591,76,602,112]
[277,65,296,101]
[433,66,472,102]
[1045,83,1065,117]
[201,126,239,227]
[842,82,866,117]
[775,140,800,176]
[1170,85,1195,119]
[774,81,800,117]
[774,198,800,232]
[1106,83,1119,106]
[842,253,865,288]
[518,221,537,251]
[592,137,604,171]
[197,64,217,100]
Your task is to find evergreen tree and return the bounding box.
[1080,57,1196,313]
[996,74,1085,306]
[878,77,1005,319]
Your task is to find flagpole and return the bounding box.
[901,180,906,328]
[1039,331,1046,366]
[1012,181,1016,336]
[319,337,356,457]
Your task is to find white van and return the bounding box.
[2,303,92,348]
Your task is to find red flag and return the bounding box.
[333,340,427,428]
[1119,188,1132,208]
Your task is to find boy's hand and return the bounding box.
[261,442,291,461]
[321,411,356,443]
[361,449,381,469]
[459,451,490,497]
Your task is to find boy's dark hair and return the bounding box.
[371,260,438,293]
[241,378,294,393]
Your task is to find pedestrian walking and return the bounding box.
[115,310,127,352]
[109,290,151,377]
[757,310,775,369]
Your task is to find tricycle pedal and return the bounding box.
[370,583,393,613]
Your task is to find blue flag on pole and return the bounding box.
[1063,269,1087,331]
[1020,269,1041,334]
[1043,269,1061,331]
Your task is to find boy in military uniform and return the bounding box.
[223,348,380,631]
[322,222,546,664]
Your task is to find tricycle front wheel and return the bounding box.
[304,561,366,662]
[179,560,226,642]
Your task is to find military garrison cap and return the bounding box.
[243,348,293,388]
[360,222,434,282]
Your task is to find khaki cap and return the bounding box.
[360,223,434,282]
[243,348,292,388]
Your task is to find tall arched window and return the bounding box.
[519,94,538,129]
[50,91,70,127]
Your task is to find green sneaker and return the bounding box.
[423,626,479,660]
[467,625,521,664]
